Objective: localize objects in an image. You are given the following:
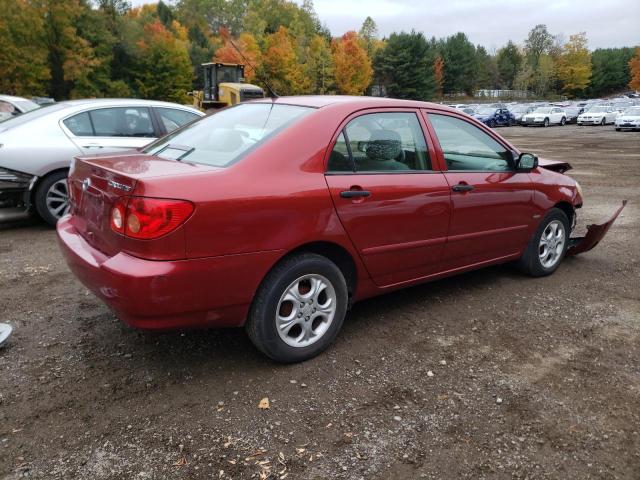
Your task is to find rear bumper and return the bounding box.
[0,168,37,222]
[57,216,284,329]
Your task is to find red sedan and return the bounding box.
[57,96,624,362]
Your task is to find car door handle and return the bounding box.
[451,183,474,192]
[82,143,103,148]
[340,190,371,198]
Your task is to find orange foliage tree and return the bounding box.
[261,26,308,95]
[331,31,372,95]
[214,27,260,82]
[629,47,640,91]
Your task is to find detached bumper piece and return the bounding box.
[0,167,36,222]
[567,201,627,256]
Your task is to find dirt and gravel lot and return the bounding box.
[1,125,639,480]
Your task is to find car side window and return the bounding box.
[88,107,156,138]
[327,112,431,173]
[157,108,200,133]
[429,114,512,172]
[63,112,94,136]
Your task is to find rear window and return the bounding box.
[143,103,313,167]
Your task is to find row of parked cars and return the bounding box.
[446,96,640,130]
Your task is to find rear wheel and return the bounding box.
[246,253,348,363]
[35,171,70,227]
[517,208,570,277]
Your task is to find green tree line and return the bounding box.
[0,0,637,103]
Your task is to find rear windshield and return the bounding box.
[0,102,65,128]
[144,103,313,167]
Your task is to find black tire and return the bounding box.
[543,118,550,127]
[560,117,566,126]
[600,118,605,126]
[245,253,348,363]
[488,120,496,128]
[34,170,69,227]
[516,208,570,277]
[615,128,621,131]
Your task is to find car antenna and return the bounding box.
[222,28,279,100]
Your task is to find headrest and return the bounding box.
[366,129,402,161]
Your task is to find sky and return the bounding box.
[133,0,640,50]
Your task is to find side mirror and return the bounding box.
[516,153,538,171]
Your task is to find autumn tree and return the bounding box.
[260,26,308,95]
[332,31,372,95]
[434,56,444,97]
[306,35,335,94]
[629,47,640,91]
[215,28,261,82]
[556,33,591,97]
[374,31,436,100]
[0,0,50,96]
[133,20,193,103]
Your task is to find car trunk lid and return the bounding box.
[68,152,218,257]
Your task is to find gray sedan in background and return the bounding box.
[0,94,41,122]
[0,99,204,225]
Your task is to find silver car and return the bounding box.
[0,99,204,225]
[0,94,40,122]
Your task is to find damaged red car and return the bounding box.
[57,97,625,362]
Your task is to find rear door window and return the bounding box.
[63,112,93,136]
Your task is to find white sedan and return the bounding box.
[0,99,204,225]
[577,106,618,126]
[521,107,567,127]
[0,95,40,122]
[615,106,640,131]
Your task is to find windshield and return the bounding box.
[144,103,313,167]
[534,107,553,114]
[477,107,496,115]
[0,102,65,128]
[623,107,640,115]
[587,106,608,113]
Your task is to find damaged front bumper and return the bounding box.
[0,166,37,222]
[567,201,627,256]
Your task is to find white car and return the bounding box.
[615,106,640,131]
[577,105,618,126]
[521,107,567,127]
[0,94,40,122]
[0,99,204,225]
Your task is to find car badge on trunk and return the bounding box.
[108,180,132,192]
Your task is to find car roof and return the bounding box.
[55,98,201,111]
[251,95,454,111]
[0,94,33,102]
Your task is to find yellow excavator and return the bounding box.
[191,63,264,112]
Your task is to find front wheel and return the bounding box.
[517,208,570,277]
[34,171,70,227]
[600,118,606,126]
[246,253,348,363]
[543,118,550,127]
[560,117,566,126]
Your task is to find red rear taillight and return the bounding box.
[110,197,194,239]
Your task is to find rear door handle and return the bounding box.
[451,183,474,192]
[340,190,371,198]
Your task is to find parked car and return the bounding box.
[0,99,204,224]
[472,107,516,127]
[508,105,536,124]
[564,106,582,124]
[615,106,640,131]
[522,107,567,127]
[56,96,624,363]
[0,94,40,122]
[577,105,618,125]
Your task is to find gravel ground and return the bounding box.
[1,125,639,480]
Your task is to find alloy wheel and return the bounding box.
[538,220,566,269]
[45,179,69,220]
[275,274,337,348]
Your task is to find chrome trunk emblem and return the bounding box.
[82,178,91,191]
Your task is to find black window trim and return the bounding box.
[325,110,437,175]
